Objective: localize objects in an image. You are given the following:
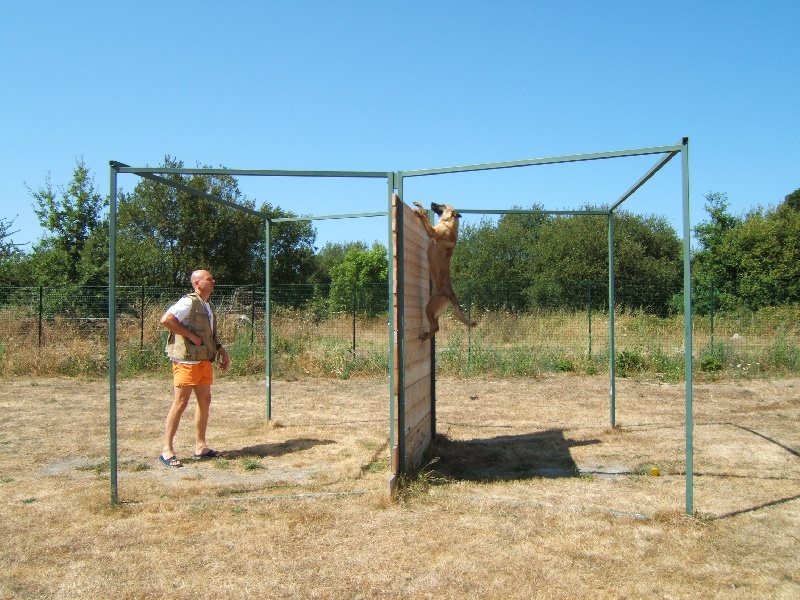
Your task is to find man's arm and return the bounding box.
[217,345,230,371]
[160,312,202,346]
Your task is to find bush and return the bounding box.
[700,343,726,372]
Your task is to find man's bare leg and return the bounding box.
[162,385,193,460]
[193,384,212,455]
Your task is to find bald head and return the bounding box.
[190,270,216,300]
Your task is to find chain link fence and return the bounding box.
[1,282,798,378]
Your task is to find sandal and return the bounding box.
[159,454,183,468]
[193,448,223,460]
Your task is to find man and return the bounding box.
[159,269,230,467]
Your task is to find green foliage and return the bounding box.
[616,349,645,377]
[451,205,681,313]
[692,190,800,313]
[312,241,368,285]
[0,216,29,286]
[27,159,108,286]
[700,343,726,372]
[783,188,800,212]
[328,242,388,316]
[266,218,318,287]
[240,457,264,471]
[118,344,165,377]
[451,209,550,311]
[762,333,800,372]
[115,156,317,288]
[693,192,741,255]
[57,352,108,378]
[117,157,254,285]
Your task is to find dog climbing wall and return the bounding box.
[392,194,434,476]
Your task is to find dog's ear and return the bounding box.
[430,202,443,215]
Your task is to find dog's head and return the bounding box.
[430,202,462,220]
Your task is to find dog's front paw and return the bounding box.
[412,202,425,213]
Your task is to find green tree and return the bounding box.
[0,216,29,286]
[527,210,609,308]
[312,241,369,285]
[328,242,388,316]
[117,158,262,285]
[116,157,317,286]
[27,159,108,285]
[732,207,800,308]
[451,204,682,313]
[783,188,800,212]
[691,192,743,312]
[691,189,800,311]
[264,215,317,286]
[451,207,551,310]
[612,211,683,312]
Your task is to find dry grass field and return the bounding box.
[1,373,798,599]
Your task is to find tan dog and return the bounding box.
[412,201,477,340]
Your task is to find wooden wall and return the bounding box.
[392,194,434,473]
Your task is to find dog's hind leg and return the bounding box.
[419,312,439,341]
[450,294,477,328]
[420,294,449,340]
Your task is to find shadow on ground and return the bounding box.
[225,438,336,459]
[429,430,600,481]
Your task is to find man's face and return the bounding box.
[192,271,215,296]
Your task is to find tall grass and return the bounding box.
[1,304,798,380]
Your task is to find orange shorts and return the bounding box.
[171,361,213,387]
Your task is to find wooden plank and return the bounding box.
[406,359,431,383]
[393,196,436,475]
[405,415,433,470]
[407,397,432,433]
[406,378,433,422]
[405,345,432,372]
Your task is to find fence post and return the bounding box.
[352,281,357,355]
[38,286,43,348]
[140,285,145,349]
[587,279,593,359]
[466,282,473,372]
[709,278,714,346]
[251,284,256,345]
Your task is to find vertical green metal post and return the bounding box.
[265,219,272,420]
[387,175,397,465]
[608,213,616,427]
[395,179,406,473]
[682,138,694,515]
[109,164,118,505]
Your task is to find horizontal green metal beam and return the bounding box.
[456,208,609,216]
[111,162,390,179]
[272,211,388,223]
[398,143,685,179]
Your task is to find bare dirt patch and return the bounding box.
[1,374,798,598]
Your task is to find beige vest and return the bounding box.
[164,292,219,362]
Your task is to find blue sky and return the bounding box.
[1,1,798,254]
